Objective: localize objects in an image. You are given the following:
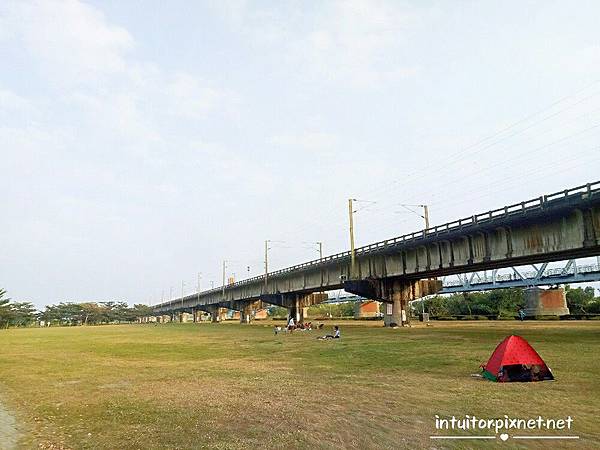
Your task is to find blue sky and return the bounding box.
[1,0,599,308]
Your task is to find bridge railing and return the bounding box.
[261,181,600,274]
[156,181,600,308]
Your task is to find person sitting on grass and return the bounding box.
[317,325,340,340]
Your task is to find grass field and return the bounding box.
[0,320,599,449]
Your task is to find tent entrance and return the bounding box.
[500,364,554,382]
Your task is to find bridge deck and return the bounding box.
[154,181,600,313]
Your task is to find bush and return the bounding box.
[586,301,600,314]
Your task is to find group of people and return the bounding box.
[287,317,315,331]
[273,318,340,340]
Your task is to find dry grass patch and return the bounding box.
[0,321,598,449]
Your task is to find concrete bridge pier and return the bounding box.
[206,305,226,323]
[205,305,216,322]
[388,291,408,327]
[389,280,441,326]
[287,302,305,324]
[238,300,263,323]
[386,280,441,326]
[386,281,413,326]
[284,293,327,324]
[287,296,301,324]
[524,287,570,317]
[258,293,327,324]
[344,278,441,327]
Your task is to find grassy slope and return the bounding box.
[0,321,598,449]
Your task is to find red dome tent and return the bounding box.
[481,335,554,382]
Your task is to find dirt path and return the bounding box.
[0,398,19,450]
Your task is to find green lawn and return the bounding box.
[0,321,598,449]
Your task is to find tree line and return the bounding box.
[2,285,598,328]
[0,289,153,328]
[269,286,600,320]
[419,286,600,319]
[0,289,37,328]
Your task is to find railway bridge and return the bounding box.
[152,181,600,326]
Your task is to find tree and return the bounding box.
[130,304,153,321]
[79,302,105,325]
[39,300,154,326]
[423,295,450,317]
[9,302,37,327]
[267,306,287,318]
[0,289,12,328]
[587,299,600,314]
[490,288,523,318]
[40,302,85,325]
[422,289,526,319]
[99,301,130,323]
[0,290,38,328]
[565,286,596,315]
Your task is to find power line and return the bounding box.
[357,81,600,202]
[145,80,600,304]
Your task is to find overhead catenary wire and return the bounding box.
[148,79,600,303]
[274,96,595,251]
[356,79,600,202]
[360,112,600,218]
[332,146,600,246]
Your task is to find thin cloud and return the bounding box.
[0,88,32,111]
[212,0,422,86]
[2,0,134,84]
[268,132,339,152]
